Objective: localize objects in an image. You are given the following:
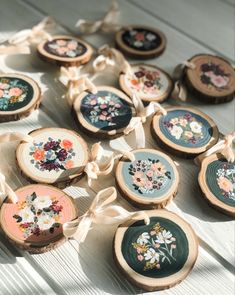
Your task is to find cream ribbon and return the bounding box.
[0,17,55,55]
[75,0,121,34]
[124,94,167,149]
[63,186,150,245]
[92,44,131,75]
[84,142,135,186]
[195,131,235,165]
[171,61,196,101]
[0,132,33,143]
[59,66,97,106]
[0,172,18,205]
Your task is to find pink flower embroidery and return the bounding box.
[0,89,4,98]
[217,176,233,193]
[0,83,9,89]
[9,87,22,97]
[137,255,144,261]
[90,99,97,105]
[67,41,77,50]
[210,75,228,88]
[56,40,67,46]
[57,47,68,55]
[64,160,74,169]
[99,114,107,121]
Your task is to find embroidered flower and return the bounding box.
[155,230,173,244]
[65,160,74,169]
[34,195,52,210]
[144,248,160,263]
[171,125,183,140]
[210,75,228,88]
[137,232,150,245]
[61,139,73,150]
[217,176,233,193]
[184,131,193,139]
[123,29,158,51]
[37,215,55,231]
[47,39,85,58]
[190,121,202,134]
[33,149,45,161]
[9,87,23,97]
[18,207,35,223]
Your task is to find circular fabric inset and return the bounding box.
[73,86,134,138]
[199,154,235,216]
[0,73,41,122]
[116,149,179,208]
[114,210,198,291]
[152,107,219,157]
[0,184,77,253]
[119,64,173,102]
[37,35,93,67]
[185,54,235,103]
[16,128,89,186]
[115,26,166,59]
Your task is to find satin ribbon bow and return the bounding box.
[75,0,121,34]
[124,94,167,149]
[171,61,196,101]
[84,142,135,186]
[0,172,18,205]
[0,17,55,55]
[59,66,97,106]
[93,44,131,74]
[63,186,150,246]
[195,131,235,165]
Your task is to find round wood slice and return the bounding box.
[185,54,235,104]
[37,35,93,67]
[151,106,219,158]
[198,154,235,217]
[119,63,173,103]
[113,209,198,291]
[0,184,77,253]
[16,127,89,187]
[0,73,41,122]
[115,26,166,59]
[73,86,135,139]
[115,149,179,209]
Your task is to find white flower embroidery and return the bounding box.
[134,41,143,48]
[97,95,110,104]
[190,121,202,134]
[146,33,156,41]
[19,207,35,223]
[37,214,55,231]
[171,125,183,140]
[33,195,52,210]
[144,248,160,263]
[155,230,173,244]
[137,232,150,245]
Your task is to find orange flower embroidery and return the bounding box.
[61,139,73,150]
[33,149,45,161]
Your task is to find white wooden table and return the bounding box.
[0,0,234,294]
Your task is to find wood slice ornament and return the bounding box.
[115,149,179,209]
[115,26,166,59]
[113,209,198,291]
[0,73,41,122]
[73,86,135,139]
[198,154,235,217]
[151,106,219,158]
[119,63,173,103]
[16,128,89,187]
[37,35,93,67]
[185,54,235,103]
[0,184,77,253]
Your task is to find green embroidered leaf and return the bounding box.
[13,215,22,222]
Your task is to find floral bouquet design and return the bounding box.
[132,223,177,271]
[128,159,171,194]
[125,30,157,49]
[163,113,203,144]
[200,62,230,90]
[0,78,28,110]
[13,192,63,238]
[29,137,75,172]
[47,39,85,57]
[216,163,235,201]
[128,66,163,94]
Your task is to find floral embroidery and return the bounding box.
[122,29,160,51]
[29,137,75,172]
[163,113,203,144]
[13,192,63,238]
[126,66,163,95]
[216,164,235,201]
[128,159,171,194]
[0,78,28,110]
[45,39,86,58]
[132,223,176,271]
[200,62,230,90]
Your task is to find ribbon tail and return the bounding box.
[0,132,33,143]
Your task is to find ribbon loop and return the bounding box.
[0,172,18,205]
[0,132,33,143]
[63,186,150,245]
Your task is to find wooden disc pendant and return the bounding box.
[37,35,93,67]
[73,86,134,139]
[198,154,235,217]
[0,184,77,253]
[116,149,179,209]
[119,64,173,103]
[113,209,198,291]
[0,73,41,122]
[16,128,89,187]
[115,26,166,59]
[185,54,235,104]
[151,106,219,158]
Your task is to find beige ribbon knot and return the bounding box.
[63,186,150,246]
[171,61,196,101]
[0,172,18,205]
[195,131,235,165]
[0,17,55,55]
[59,66,97,106]
[0,132,33,143]
[84,142,135,186]
[75,0,121,34]
[124,94,167,149]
